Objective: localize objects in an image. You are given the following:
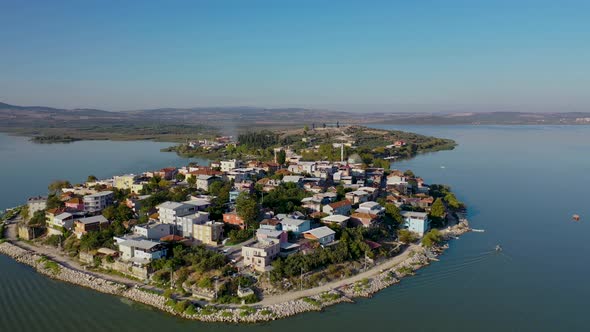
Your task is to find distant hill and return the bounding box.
[1,102,589,132]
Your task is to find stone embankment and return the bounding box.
[0,220,470,323]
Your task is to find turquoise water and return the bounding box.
[1,126,589,331]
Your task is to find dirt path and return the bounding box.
[257,243,420,306]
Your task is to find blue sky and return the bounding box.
[1,0,589,112]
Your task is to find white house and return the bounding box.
[156,201,196,224]
[117,239,167,263]
[345,190,370,204]
[27,196,47,216]
[133,222,172,240]
[177,211,210,238]
[387,172,408,186]
[303,226,336,245]
[280,217,311,235]
[356,201,386,216]
[220,159,242,172]
[321,214,350,227]
[282,175,303,186]
[196,175,220,191]
[83,191,114,212]
[47,212,73,235]
[401,211,430,236]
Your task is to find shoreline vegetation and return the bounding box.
[0,221,470,323]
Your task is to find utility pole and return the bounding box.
[300,267,304,291]
[341,144,344,163]
[214,278,218,299]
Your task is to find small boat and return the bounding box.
[471,229,485,233]
[495,245,502,252]
[440,166,446,169]
[572,214,580,222]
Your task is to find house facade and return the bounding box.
[350,212,379,228]
[280,217,311,235]
[323,200,352,216]
[303,226,336,245]
[242,241,280,272]
[193,221,224,245]
[83,191,114,213]
[401,211,430,236]
[74,215,110,238]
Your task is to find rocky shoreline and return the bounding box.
[0,220,470,323]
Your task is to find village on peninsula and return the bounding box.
[0,125,470,322]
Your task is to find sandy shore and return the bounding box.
[0,220,470,323]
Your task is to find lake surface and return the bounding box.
[1,126,589,331]
[0,134,207,210]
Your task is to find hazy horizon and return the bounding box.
[1,1,589,112]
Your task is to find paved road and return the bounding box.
[257,243,420,306]
[4,223,146,288]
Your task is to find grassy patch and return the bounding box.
[396,266,414,275]
[200,306,219,316]
[221,311,234,318]
[239,305,257,317]
[37,256,61,275]
[302,297,321,307]
[260,309,274,316]
[320,292,341,302]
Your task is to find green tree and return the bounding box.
[430,198,445,218]
[421,229,443,248]
[277,150,286,165]
[116,203,134,222]
[102,206,117,221]
[45,194,63,210]
[28,210,46,226]
[384,203,402,224]
[403,170,415,178]
[48,180,71,193]
[397,229,417,244]
[444,192,463,210]
[187,176,196,188]
[20,205,30,221]
[175,173,186,182]
[87,175,98,182]
[235,192,259,226]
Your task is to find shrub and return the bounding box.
[302,297,321,307]
[184,304,198,315]
[174,300,189,313]
[200,306,218,316]
[239,306,256,317]
[320,292,341,302]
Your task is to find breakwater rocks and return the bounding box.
[0,220,469,323]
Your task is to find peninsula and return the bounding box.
[0,125,470,322]
[1,101,589,145]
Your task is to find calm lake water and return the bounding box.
[1,126,589,332]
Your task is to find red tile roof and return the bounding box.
[329,200,351,209]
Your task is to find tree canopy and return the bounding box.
[235,192,259,227]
